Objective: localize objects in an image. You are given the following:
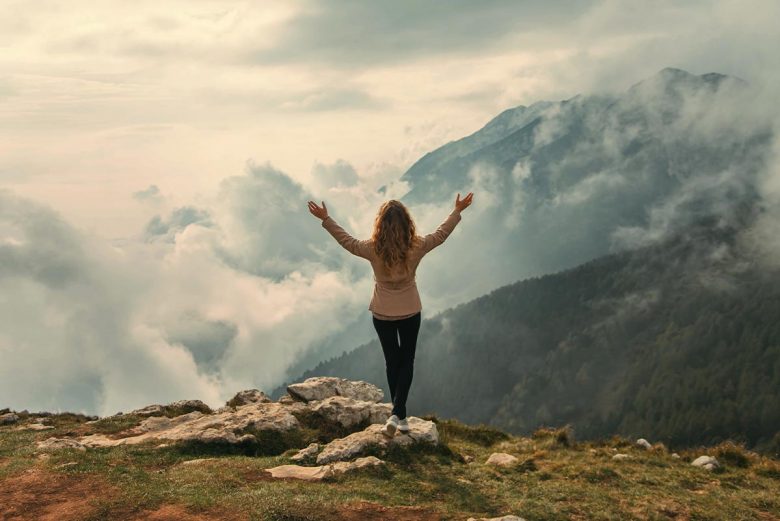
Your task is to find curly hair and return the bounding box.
[371,200,420,274]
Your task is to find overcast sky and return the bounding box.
[2,0,777,237]
[1,0,779,415]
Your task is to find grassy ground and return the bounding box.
[1,412,779,520]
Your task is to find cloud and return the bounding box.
[279,87,389,112]
[0,189,223,416]
[242,0,595,68]
[144,206,213,243]
[311,159,359,188]
[132,184,162,202]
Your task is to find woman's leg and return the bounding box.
[372,316,401,409]
[391,312,421,420]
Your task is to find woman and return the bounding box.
[307,192,473,437]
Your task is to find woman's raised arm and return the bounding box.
[309,200,372,260]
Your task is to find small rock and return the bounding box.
[671,453,680,459]
[466,514,525,521]
[291,442,320,462]
[130,400,212,418]
[278,394,295,404]
[266,456,384,482]
[691,455,719,470]
[462,454,475,463]
[180,458,219,466]
[612,453,630,460]
[636,438,652,450]
[266,463,333,481]
[0,413,20,425]
[19,423,55,431]
[36,437,87,451]
[226,389,272,407]
[130,404,165,417]
[55,462,79,469]
[486,453,519,467]
[330,455,385,475]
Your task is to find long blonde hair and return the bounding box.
[371,200,420,273]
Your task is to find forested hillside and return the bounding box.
[275,210,780,454]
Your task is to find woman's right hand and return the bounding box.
[308,200,329,221]
[455,192,474,212]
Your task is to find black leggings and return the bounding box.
[372,312,421,420]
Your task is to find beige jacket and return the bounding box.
[321,209,463,319]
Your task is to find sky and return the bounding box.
[1,0,779,415]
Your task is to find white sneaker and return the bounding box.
[382,415,399,437]
[397,417,410,434]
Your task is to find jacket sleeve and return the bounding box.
[421,209,462,255]
[321,216,373,260]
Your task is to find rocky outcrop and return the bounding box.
[78,401,299,447]
[31,377,435,461]
[287,377,384,403]
[316,416,439,464]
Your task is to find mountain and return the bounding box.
[274,203,780,452]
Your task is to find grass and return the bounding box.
[2,412,780,520]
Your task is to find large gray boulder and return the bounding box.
[316,416,438,464]
[287,377,383,403]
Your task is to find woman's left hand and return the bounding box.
[308,200,329,221]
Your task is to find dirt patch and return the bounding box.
[0,467,248,521]
[237,467,276,483]
[128,504,248,520]
[0,467,118,521]
[334,500,441,521]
